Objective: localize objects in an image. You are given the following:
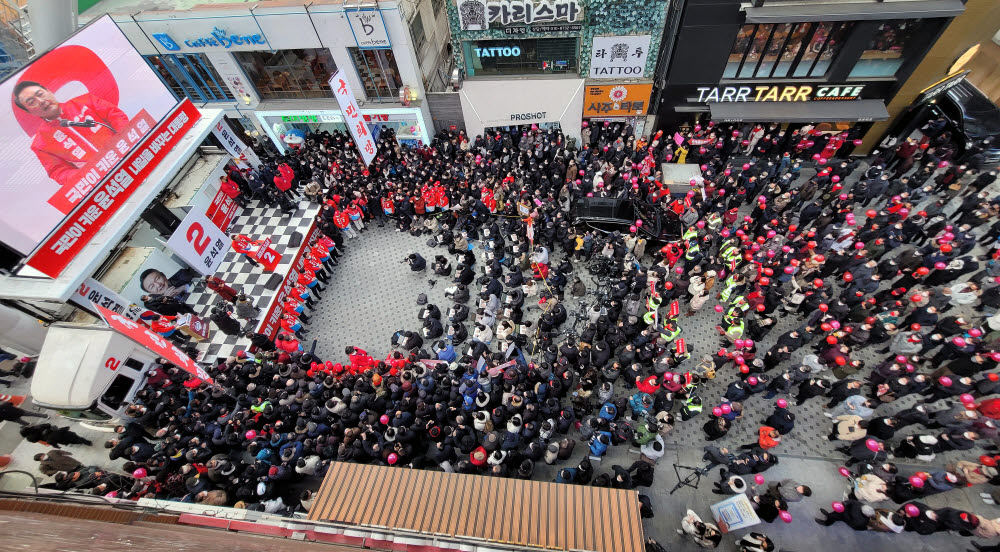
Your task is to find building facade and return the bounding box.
[98,0,451,151]
[654,0,966,147]
[445,0,668,143]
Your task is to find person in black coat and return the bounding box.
[816,499,872,530]
[765,407,795,435]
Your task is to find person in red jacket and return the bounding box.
[636,375,661,395]
[296,268,325,297]
[219,174,248,208]
[290,284,316,307]
[14,81,131,188]
[333,209,356,239]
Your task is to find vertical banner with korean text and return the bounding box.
[211,119,260,169]
[328,70,376,167]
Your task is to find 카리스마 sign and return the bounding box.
[583,84,652,117]
[457,0,582,31]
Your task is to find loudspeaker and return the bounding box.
[265,273,283,290]
[288,231,304,248]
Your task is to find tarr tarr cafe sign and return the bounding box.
[696,85,865,103]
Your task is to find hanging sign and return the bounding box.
[329,69,377,166]
[589,35,650,79]
[346,8,392,49]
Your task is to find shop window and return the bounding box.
[724,21,852,80]
[411,13,427,54]
[349,48,403,102]
[849,19,934,78]
[463,38,578,77]
[145,53,234,102]
[232,49,336,100]
[100,373,135,412]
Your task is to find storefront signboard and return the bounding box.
[151,27,267,52]
[457,0,583,31]
[583,83,652,117]
[329,70,377,166]
[345,8,391,49]
[695,85,865,103]
[503,23,582,34]
[165,208,232,276]
[589,36,650,79]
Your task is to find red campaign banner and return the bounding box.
[259,220,321,339]
[93,303,213,385]
[669,300,680,318]
[676,338,686,355]
[205,187,238,232]
[27,99,200,279]
[46,110,157,215]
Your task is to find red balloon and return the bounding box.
[916,267,930,276]
[940,243,953,253]
[813,279,824,288]
[827,336,839,345]
[843,272,854,282]
[819,303,829,312]
[739,364,750,374]
[821,323,832,332]
[911,294,923,303]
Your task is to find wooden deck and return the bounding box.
[309,462,645,552]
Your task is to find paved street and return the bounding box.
[0,164,996,552]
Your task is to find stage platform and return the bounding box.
[186,199,319,362]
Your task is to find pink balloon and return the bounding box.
[721,229,730,237]
[830,321,841,330]
[735,356,745,365]
[387,453,399,465]
[938,161,949,168]
[904,504,920,516]
[993,352,1000,361]
[896,355,908,363]
[721,403,732,414]
[582,121,588,128]
[734,339,745,348]
[940,376,953,387]
[779,510,792,523]
[132,468,147,479]
[853,139,863,146]
[380,415,390,425]
[953,337,966,347]
[855,242,864,250]
[838,467,851,477]
[866,439,880,452]
[754,474,765,485]
[767,230,776,238]
[245,430,257,440]
[714,305,724,312]
[748,376,758,385]
[776,398,788,408]
[832,175,841,182]
[960,393,975,404]
[818,158,827,165]
[909,475,924,488]
[675,267,684,274]
[832,501,845,513]
[784,266,794,274]
[934,262,946,269]
[745,339,754,347]
[697,221,706,229]
[636,220,643,227]
[970,328,983,337]
[712,407,723,417]
[766,250,776,258]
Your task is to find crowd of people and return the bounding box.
[26,114,1000,552]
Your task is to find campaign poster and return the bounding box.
[0,14,178,256]
[120,248,197,305]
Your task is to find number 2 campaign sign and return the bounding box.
[166,208,231,275]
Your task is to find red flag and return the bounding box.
[676,338,687,355]
[669,300,680,318]
[94,304,213,385]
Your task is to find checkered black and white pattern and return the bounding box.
[187,199,319,362]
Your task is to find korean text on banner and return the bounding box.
[212,120,260,170]
[26,99,201,279]
[328,70,376,166]
[69,278,142,320]
[166,208,232,275]
[94,303,213,385]
[259,220,321,339]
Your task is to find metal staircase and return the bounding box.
[0,0,33,78]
